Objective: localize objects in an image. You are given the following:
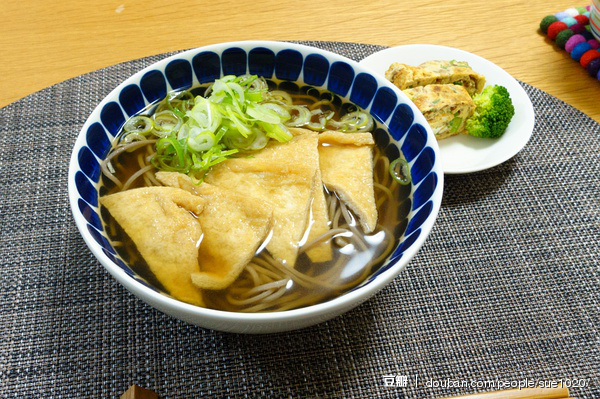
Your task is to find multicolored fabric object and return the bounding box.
[540,5,600,80]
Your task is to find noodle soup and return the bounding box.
[99,78,411,312]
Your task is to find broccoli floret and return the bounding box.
[465,85,515,138]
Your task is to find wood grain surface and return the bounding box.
[1,0,598,122]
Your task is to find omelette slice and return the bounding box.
[385,60,486,96]
[100,187,205,306]
[403,84,476,140]
[419,60,486,96]
[385,63,438,90]
[318,131,377,234]
[205,133,320,266]
[155,172,274,290]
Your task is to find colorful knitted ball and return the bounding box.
[576,6,587,14]
[555,11,569,20]
[565,8,579,17]
[540,15,559,33]
[587,57,600,77]
[580,49,600,68]
[587,5,591,11]
[555,29,575,48]
[570,23,586,34]
[571,42,593,60]
[565,34,586,52]
[581,30,594,40]
[548,21,569,39]
[574,14,589,25]
[589,39,600,50]
[583,11,590,18]
[562,17,578,27]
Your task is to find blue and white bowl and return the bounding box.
[68,41,443,333]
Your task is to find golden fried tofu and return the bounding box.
[289,128,332,263]
[318,131,376,146]
[100,187,205,306]
[155,172,273,290]
[385,60,486,96]
[303,166,332,263]
[403,84,475,140]
[206,133,320,266]
[318,131,377,233]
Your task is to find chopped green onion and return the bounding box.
[187,128,216,152]
[124,116,153,135]
[246,130,268,150]
[154,110,182,135]
[120,74,375,182]
[153,137,189,173]
[187,97,222,133]
[269,90,293,105]
[222,127,257,150]
[286,105,311,127]
[253,103,290,122]
[148,74,297,180]
[326,111,373,132]
[389,158,411,185]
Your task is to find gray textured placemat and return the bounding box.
[1,41,599,399]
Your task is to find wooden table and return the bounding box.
[1,0,598,123]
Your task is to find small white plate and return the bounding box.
[359,44,535,174]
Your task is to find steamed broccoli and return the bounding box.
[465,85,515,139]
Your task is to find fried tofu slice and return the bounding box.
[385,60,486,96]
[100,187,205,306]
[303,167,332,263]
[403,84,475,140]
[206,133,320,266]
[318,131,377,233]
[155,172,273,290]
[289,128,332,263]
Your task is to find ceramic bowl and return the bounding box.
[68,41,443,333]
[591,1,600,41]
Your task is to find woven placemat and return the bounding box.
[0,41,599,399]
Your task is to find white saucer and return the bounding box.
[360,44,535,174]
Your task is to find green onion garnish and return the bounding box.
[120,74,373,181]
[389,158,411,185]
[123,115,154,135]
